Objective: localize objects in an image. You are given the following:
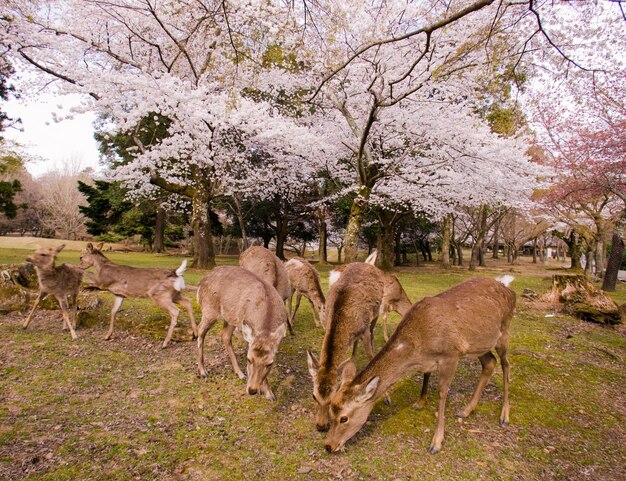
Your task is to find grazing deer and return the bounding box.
[239,246,293,333]
[23,244,84,340]
[324,275,516,454]
[307,262,388,432]
[284,257,326,329]
[79,242,197,348]
[196,266,287,401]
[329,251,412,341]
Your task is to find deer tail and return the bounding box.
[496,274,515,287]
[174,260,187,291]
[364,250,378,265]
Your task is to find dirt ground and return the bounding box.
[1,258,625,481]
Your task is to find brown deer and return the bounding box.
[324,276,516,454]
[329,251,412,340]
[307,262,389,432]
[23,244,84,340]
[79,242,197,348]
[284,257,326,329]
[196,266,287,401]
[239,246,293,333]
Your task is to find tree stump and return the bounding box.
[539,275,623,325]
[0,263,99,314]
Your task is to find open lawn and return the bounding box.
[1,244,625,480]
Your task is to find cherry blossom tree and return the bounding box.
[3,0,339,267]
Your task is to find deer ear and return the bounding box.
[241,324,254,343]
[355,376,379,403]
[306,350,320,378]
[55,244,66,253]
[95,242,104,251]
[338,359,357,386]
[86,243,94,253]
[273,322,287,341]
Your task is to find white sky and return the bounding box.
[3,93,101,177]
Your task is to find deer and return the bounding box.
[323,275,516,455]
[79,242,197,348]
[23,244,84,340]
[284,257,326,329]
[307,262,411,432]
[329,250,412,341]
[196,266,288,401]
[239,245,293,333]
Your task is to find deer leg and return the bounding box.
[221,322,246,380]
[105,296,124,340]
[380,302,391,342]
[196,313,217,378]
[413,372,431,410]
[58,296,78,340]
[496,344,511,426]
[362,329,375,360]
[456,352,497,419]
[428,357,458,454]
[351,338,360,358]
[260,378,276,402]
[23,292,46,329]
[70,292,79,329]
[175,295,198,339]
[156,297,180,349]
[292,292,303,324]
[287,292,294,323]
[285,299,295,336]
[307,297,321,327]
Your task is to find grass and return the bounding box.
[1,242,625,480]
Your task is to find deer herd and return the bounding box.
[21,243,516,454]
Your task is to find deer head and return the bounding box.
[26,244,65,270]
[241,323,286,399]
[80,242,104,269]
[324,360,379,453]
[308,353,361,432]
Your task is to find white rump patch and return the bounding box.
[496,274,515,287]
[329,270,341,287]
[286,259,304,268]
[174,276,186,291]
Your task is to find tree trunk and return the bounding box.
[569,231,582,270]
[455,241,464,266]
[191,194,216,269]
[541,275,623,325]
[532,237,538,264]
[469,206,487,271]
[492,219,500,259]
[602,228,625,292]
[233,196,248,252]
[595,240,605,277]
[275,217,288,260]
[317,214,328,265]
[378,218,395,271]
[412,240,420,266]
[153,205,166,253]
[337,245,343,264]
[440,214,451,269]
[394,230,402,267]
[344,186,370,263]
